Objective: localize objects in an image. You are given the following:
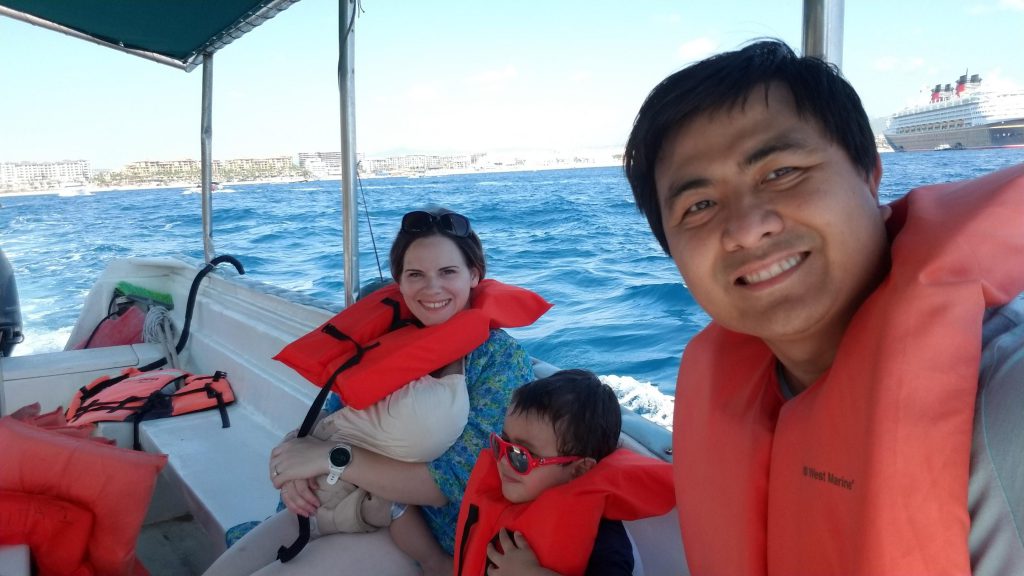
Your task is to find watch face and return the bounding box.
[330,446,351,467]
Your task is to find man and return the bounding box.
[624,39,1024,574]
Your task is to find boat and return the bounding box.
[884,73,1024,151]
[0,2,694,573]
[186,181,221,194]
[0,2,846,574]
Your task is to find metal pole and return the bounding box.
[339,0,359,306]
[201,53,216,263]
[802,0,844,69]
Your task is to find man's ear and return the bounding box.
[869,153,894,223]
[570,458,597,479]
[869,153,883,200]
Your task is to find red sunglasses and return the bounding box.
[489,432,581,476]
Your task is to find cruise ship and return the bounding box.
[884,74,1024,151]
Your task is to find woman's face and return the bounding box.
[398,234,480,326]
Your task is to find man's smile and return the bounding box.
[735,252,808,286]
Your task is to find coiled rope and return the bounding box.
[143,306,179,369]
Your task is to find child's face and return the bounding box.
[495,410,577,504]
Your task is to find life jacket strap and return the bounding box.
[456,504,479,576]
[278,327,373,562]
[76,370,133,403]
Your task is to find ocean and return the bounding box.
[2,148,1023,427]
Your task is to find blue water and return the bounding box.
[2,148,1023,427]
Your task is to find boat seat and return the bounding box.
[136,404,283,558]
[0,343,167,416]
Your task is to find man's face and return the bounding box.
[654,85,888,352]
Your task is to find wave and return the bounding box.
[600,374,674,430]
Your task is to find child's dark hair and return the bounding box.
[509,369,620,461]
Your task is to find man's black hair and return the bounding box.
[510,369,620,461]
[623,39,876,253]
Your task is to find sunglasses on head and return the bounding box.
[489,432,581,476]
[400,211,472,238]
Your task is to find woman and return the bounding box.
[204,208,538,575]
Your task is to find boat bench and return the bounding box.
[0,343,167,416]
[136,404,285,557]
[0,338,302,560]
[130,303,324,559]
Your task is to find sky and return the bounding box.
[1,0,1022,170]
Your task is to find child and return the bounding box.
[454,369,675,576]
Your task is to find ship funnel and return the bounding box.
[970,74,981,83]
[958,74,968,84]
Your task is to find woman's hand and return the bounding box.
[269,435,331,488]
[279,477,320,517]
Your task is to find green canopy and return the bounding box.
[0,0,299,71]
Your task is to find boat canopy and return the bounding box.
[0,0,300,71]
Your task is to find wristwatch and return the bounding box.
[326,443,352,486]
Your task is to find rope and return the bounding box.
[143,306,179,369]
[356,173,385,283]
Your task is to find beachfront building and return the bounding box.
[120,156,303,183]
[0,159,90,191]
[358,153,476,176]
[298,151,349,179]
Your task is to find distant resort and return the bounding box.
[0,148,623,194]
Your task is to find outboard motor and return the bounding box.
[0,248,23,357]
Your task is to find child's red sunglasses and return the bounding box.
[489,432,581,476]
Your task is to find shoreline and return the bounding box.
[0,161,622,197]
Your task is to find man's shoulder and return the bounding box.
[969,293,1024,572]
[982,294,1024,349]
[977,292,1024,402]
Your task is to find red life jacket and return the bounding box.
[0,417,166,576]
[0,491,93,576]
[454,448,674,576]
[274,279,552,410]
[71,304,146,350]
[674,164,1024,575]
[66,368,234,450]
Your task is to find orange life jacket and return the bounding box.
[66,368,234,450]
[454,448,674,576]
[0,417,166,576]
[274,279,552,410]
[674,164,1024,575]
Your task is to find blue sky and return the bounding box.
[1,0,1021,169]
